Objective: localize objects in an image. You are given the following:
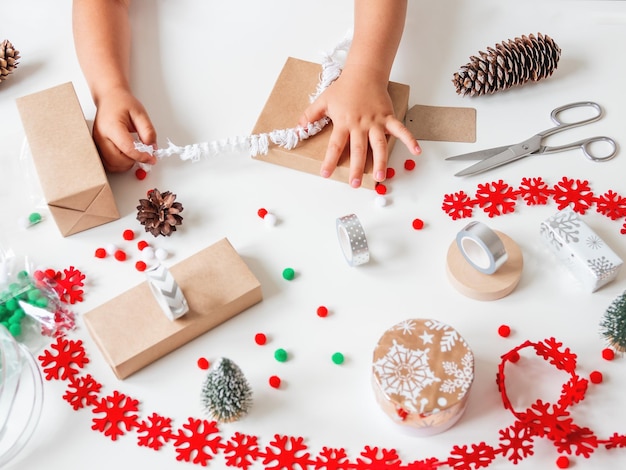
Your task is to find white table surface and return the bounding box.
[2,1,626,469]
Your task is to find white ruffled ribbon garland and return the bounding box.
[135,37,351,164]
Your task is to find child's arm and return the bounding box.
[73,0,157,172]
[300,0,420,188]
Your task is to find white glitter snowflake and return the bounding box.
[373,340,440,403]
[440,352,474,399]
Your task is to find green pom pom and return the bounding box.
[282,267,295,281]
[274,348,288,362]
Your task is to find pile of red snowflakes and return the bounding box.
[442,176,626,234]
[37,334,626,469]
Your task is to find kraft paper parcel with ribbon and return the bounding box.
[84,238,262,379]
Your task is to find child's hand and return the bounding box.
[299,64,421,188]
[92,87,157,172]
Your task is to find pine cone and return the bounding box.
[452,33,561,97]
[136,188,184,237]
[0,39,20,84]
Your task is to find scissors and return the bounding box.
[446,101,618,177]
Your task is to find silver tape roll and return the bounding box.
[336,214,370,266]
[456,221,508,275]
[145,263,189,321]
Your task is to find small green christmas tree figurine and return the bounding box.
[201,357,253,423]
[600,290,626,351]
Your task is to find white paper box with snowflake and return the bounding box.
[371,319,474,436]
[540,208,623,292]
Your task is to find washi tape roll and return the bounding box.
[456,221,508,274]
[336,214,370,266]
[447,225,523,301]
[372,319,474,436]
[145,263,189,321]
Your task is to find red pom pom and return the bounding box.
[498,324,511,337]
[386,167,395,179]
[137,240,149,251]
[123,229,135,241]
[135,261,147,272]
[589,370,603,384]
[404,159,416,171]
[257,208,268,219]
[197,357,210,370]
[114,250,127,261]
[412,218,424,230]
[556,456,569,468]
[602,348,615,361]
[254,333,267,345]
[375,183,387,195]
[135,168,147,180]
[269,375,281,388]
[316,306,328,318]
[94,248,107,258]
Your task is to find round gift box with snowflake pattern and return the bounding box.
[372,319,474,436]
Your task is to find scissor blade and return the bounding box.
[446,145,512,161]
[454,137,541,176]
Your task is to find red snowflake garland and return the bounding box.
[442,176,626,234]
[36,334,626,469]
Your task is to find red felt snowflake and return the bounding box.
[354,446,402,469]
[172,417,222,466]
[498,421,535,464]
[475,180,517,217]
[38,335,89,381]
[313,447,351,470]
[136,413,173,450]
[63,373,102,410]
[447,443,496,470]
[262,435,312,470]
[518,176,551,205]
[551,177,594,214]
[595,190,626,220]
[223,432,261,469]
[442,191,475,220]
[91,390,140,441]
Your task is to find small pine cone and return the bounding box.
[136,188,184,237]
[0,39,20,84]
[452,33,561,97]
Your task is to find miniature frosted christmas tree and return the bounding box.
[201,357,252,423]
[600,290,626,351]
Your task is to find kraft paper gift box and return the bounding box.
[540,208,623,292]
[251,57,410,190]
[84,238,263,379]
[16,82,119,236]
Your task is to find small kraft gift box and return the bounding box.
[540,208,623,292]
[84,238,262,379]
[16,82,120,236]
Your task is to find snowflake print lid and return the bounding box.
[372,319,474,436]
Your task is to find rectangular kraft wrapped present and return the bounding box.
[84,238,263,379]
[540,208,623,292]
[16,82,119,236]
[251,57,410,190]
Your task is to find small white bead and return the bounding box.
[155,248,168,261]
[264,213,278,227]
[105,243,118,255]
[374,195,387,207]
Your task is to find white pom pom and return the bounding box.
[155,248,168,261]
[141,246,155,261]
[264,213,278,227]
[105,243,118,255]
[374,195,388,207]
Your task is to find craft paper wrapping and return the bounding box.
[372,319,474,436]
[251,57,409,190]
[15,82,120,236]
[540,208,623,292]
[84,238,262,379]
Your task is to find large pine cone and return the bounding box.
[136,188,184,237]
[452,33,561,97]
[0,39,20,84]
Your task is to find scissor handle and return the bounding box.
[541,135,618,162]
[541,101,604,137]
